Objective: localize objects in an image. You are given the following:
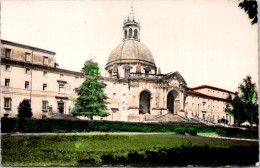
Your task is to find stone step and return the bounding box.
[149,113,188,122]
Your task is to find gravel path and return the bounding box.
[1,132,258,142]
[198,134,258,142]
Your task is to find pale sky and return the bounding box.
[1,0,258,92]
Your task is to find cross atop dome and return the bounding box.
[123,4,140,42]
[129,3,135,21]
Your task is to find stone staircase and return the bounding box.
[146,113,188,122]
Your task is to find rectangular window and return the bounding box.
[60,74,64,79]
[5,49,11,58]
[113,93,116,99]
[59,84,64,93]
[75,77,79,81]
[25,68,31,74]
[25,81,30,89]
[74,88,78,93]
[145,70,149,77]
[25,53,31,62]
[43,56,48,65]
[5,79,10,87]
[4,97,12,109]
[43,71,47,76]
[42,100,48,111]
[123,93,126,96]
[5,65,10,71]
[43,84,47,91]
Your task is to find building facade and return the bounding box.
[1,40,84,118]
[185,85,234,125]
[96,11,234,125]
[1,10,234,125]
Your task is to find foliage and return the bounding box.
[239,0,258,25]
[1,118,258,139]
[70,59,108,119]
[2,134,258,166]
[225,75,258,126]
[186,128,197,136]
[17,100,32,118]
[174,128,185,134]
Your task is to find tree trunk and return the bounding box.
[90,115,93,120]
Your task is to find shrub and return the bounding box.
[175,128,185,134]
[18,100,32,118]
[186,128,197,136]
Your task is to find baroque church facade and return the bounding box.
[1,10,234,125]
[101,12,187,122]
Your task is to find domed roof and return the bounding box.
[106,40,156,67]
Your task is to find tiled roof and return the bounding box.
[187,90,228,102]
[190,85,234,94]
[1,39,56,55]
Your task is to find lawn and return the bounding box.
[2,133,258,166]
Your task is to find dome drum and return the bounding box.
[105,63,157,78]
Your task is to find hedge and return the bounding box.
[95,144,259,166]
[1,118,258,139]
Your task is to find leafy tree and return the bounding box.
[225,75,258,127]
[239,0,258,25]
[71,59,108,120]
[18,100,32,118]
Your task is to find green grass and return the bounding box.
[2,133,258,166]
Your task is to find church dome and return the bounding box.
[106,40,156,68]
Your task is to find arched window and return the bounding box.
[129,28,132,38]
[125,69,130,78]
[124,30,127,39]
[134,29,138,39]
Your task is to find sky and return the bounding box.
[1,0,258,92]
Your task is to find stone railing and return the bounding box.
[129,73,166,79]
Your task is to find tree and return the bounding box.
[225,75,258,127]
[70,59,108,120]
[18,100,32,118]
[239,0,258,25]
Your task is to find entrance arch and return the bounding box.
[167,90,179,114]
[139,90,151,114]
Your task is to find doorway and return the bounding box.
[139,90,151,114]
[58,102,64,114]
[167,90,179,114]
